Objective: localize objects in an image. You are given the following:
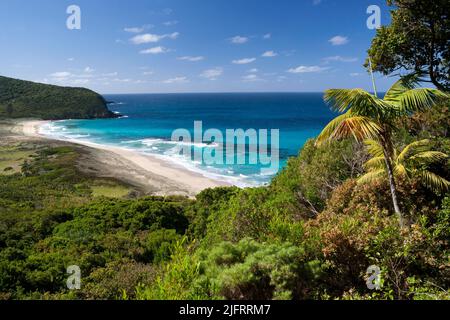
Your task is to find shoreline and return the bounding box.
[16,120,231,197]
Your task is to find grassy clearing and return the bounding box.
[91,183,131,198]
[0,145,35,175]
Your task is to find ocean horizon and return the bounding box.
[38,92,336,186]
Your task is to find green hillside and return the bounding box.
[0,76,118,120]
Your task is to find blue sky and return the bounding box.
[0,0,396,94]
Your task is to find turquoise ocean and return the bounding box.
[38,93,335,187]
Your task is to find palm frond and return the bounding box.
[394,163,408,178]
[316,112,351,146]
[418,170,450,193]
[410,151,449,163]
[364,139,384,157]
[324,88,392,119]
[358,169,385,185]
[397,139,431,163]
[394,88,449,113]
[364,156,385,171]
[384,74,420,102]
[315,113,381,146]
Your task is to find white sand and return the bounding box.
[20,120,230,195]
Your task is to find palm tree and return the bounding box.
[359,139,450,193]
[316,76,448,227]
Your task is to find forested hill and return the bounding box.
[0,76,118,120]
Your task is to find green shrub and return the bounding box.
[195,239,324,300]
[143,229,182,264]
[135,239,212,300]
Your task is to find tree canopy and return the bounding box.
[366,0,450,91]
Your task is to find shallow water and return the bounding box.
[39,93,336,186]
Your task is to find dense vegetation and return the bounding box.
[316,76,448,227]
[0,76,117,120]
[0,0,449,301]
[0,97,448,300]
[0,144,188,299]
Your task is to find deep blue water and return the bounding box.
[39,93,336,186]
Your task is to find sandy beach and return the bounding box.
[6,120,230,197]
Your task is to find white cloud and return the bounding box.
[262,50,278,58]
[143,71,154,76]
[113,78,132,83]
[200,68,223,80]
[329,35,349,46]
[248,68,259,73]
[67,58,75,62]
[140,46,170,54]
[230,36,249,44]
[125,27,144,33]
[163,20,178,26]
[130,32,179,44]
[168,32,180,39]
[287,65,328,73]
[50,71,72,78]
[232,58,256,65]
[323,56,358,63]
[48,71,92,86]
[242,74,263,82]
[163,76,188,84]
[124,24,152,33]
[47,69,140,87]
[313,0,322,5]
[177,56,205,62]
[350,73,362,77]
[263,33,271,39]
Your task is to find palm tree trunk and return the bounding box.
[382,145,405,228]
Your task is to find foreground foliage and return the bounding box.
[316,76,447,227]
[0,100,448,300]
